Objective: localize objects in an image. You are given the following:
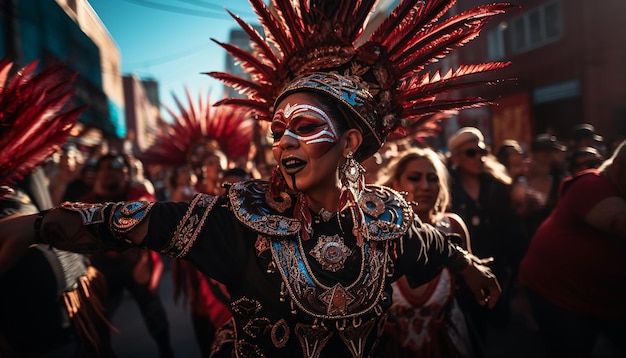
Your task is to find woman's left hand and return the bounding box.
[459,259,501,309]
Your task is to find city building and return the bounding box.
[0,0,127,150]
[454,0,626,150]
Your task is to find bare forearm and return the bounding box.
[0,214,37,274]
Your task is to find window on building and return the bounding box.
[487,28,506,61]
[510,0,561,54]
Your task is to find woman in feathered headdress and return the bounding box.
[0,1,511,356]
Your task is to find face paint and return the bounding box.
[271,103,339,158]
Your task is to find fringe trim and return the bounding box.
[62,266,117,357]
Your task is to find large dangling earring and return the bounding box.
[338,151,366,246]
[340,151,366,198]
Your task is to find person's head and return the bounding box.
[381,147,449,222]
[569,123,603,149]
[80,160,98,189]
[94,153,131,193]
[58,143,80,172]
[599,139,626,197]
[130,157,146,180]
[272,88,364,194]
[447,127,488,176]
[169,165,197,189]
[569,147,603,174]
[200,150,227,183]
[222,167,251,184]
[496,139,528,179]
[530,134,566,166]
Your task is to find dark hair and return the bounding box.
[568,147,603,173]
[222,167,251,181]
[96,153,130,172]
[496,140,522,169]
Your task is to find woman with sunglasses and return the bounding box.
[0,1,510,356]
[447,127,528,357]
[378,147,475,358]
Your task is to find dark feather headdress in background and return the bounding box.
[209,0,513,159]
[0,59,84,195]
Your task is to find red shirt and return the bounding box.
[519,170,626,319]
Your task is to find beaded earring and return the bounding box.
[339,151,366,246]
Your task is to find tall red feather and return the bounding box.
[137,89,254,167]
[0,59,85,192]
[209,0,513,140]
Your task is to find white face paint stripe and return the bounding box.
[280,103,338,138]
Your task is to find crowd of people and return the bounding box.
[4,116,625,358]
[0,0,625,357]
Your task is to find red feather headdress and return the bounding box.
[209,0,513,159]
[0,59,84,194]
[137,88,254,167]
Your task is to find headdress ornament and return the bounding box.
[209,0,513,159]
[0,59,84,195]
[138,87,254,167]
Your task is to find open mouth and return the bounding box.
[281,157,307,175]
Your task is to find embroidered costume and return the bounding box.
[73,180,466,357]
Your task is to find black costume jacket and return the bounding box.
[65,180,466,357]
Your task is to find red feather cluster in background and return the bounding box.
[137,87,254,168]
[0,59,84,195]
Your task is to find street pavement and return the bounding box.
[110,259,201,358]
[109,262,620,358]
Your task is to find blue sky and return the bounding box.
[88,0,259,113]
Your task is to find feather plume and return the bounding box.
[210,0,513,141]
[137,89,254,167]
[0,59,84,191]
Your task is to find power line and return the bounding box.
[121,0,242,19]
[174,0,256,16]
[123,41,214,68]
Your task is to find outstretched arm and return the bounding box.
[401,221,501,309]
[0,201,151,274]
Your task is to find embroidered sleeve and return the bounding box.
[57,201,154,251]
[395,218,467,286]
[109,201,155,240]
[161,194,218,258]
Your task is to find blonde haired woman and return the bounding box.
[379,147,475,358]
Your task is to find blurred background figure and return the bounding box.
[129,156,156,197]
[168,164,199,202]
[568,123,604,151]
[524,134,568,237]
[446,127,528,357]
[379,147,475,358]
[0,171,114,358]
[61,158,98,202]
[221,167,251,185]
[519,140,626,358]
[80,153,175,358]
[47,143,83,205]
[0,59,113,357]
[496,139,533,216]
[568,146,604,175]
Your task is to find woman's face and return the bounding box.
[202,154,223,181]
[507,149,528,178]
[455,140,487,176]
[393,157,440,215]
[271,92,345,193]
